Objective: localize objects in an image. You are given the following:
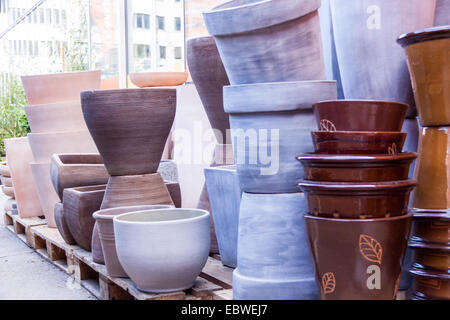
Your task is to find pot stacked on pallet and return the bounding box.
[297,100,417,300]
[0,161,17,212]
[204,0,337,299]
[398,26,450,300]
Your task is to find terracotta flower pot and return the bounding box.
[21,70,101,105]
[0,162,11,177]
[129,72,188,88]
[93,205,173,278]
[330,0,435,118]
[233,192,318,300]
[407,266,450,300]
[298,179,416,219]
[224,81,337,193]
[54,202,76,245]
[187,36,230,142]
[50,153,109,199]
[81,88,176,176]
[397,26,450,126]
[24,101,88,133]
[297,152,417,182]
[2,186,14,198]
[29,163,59,228]
[203,0,325,84]
[409,242,450,272]
[0,176,13,187]
[435,0,450,26]
[63,185,106,251]
[410,212,450,245]
[305,213,412,300]
[311,131,407,154]
[313,100,408,131]
[113,208,210,293]
[4,138,42,218]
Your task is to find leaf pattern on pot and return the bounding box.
[359,234,382,264]
[322,272,336,295]
[320,119,337,132]
[388,143,398,155]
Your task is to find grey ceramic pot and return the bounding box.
[204,165,242,268]
[224,81,337,193]
[203,0,326,84]
[330,0,436,118]
[435,0,450,26]
[233,192,319,300]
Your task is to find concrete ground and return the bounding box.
[0,192,96,300]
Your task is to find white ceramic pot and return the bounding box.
[113,208,210,293]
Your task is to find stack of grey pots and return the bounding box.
[204,0,337,300]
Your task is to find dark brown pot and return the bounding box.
[296,152,416,182]
[63,185,106,251]
[305,213,412,300]
[410,212,450,246]
[407,266,450,300]
[313,100,408,131]
[298,179,416,219]
[409,242,450,272]
[54,202,76,245]
[165,181,182,208]
[80,88,176,176]
[187,36,230,142]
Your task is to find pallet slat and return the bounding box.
[3,210,46,246]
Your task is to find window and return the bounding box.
[46,9,51,24]
[55,41,61,56]
[34,41,39,55]
[0,0,6,14]
[135,13,149,29]
[27,10,32,23]
[134,44,150,58]
[13,40,17,55]
[28,40,33,55]
[157,16,165,30]
[159,45,166,59]
[61,10,66,25]
[32,9,37,23]
[54,9,59,24]
[39,8,44,23]
[174,46,182,59]
[174,17,181,31]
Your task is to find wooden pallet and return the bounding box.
[3,210,46,246]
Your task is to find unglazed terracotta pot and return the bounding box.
[2,186,14,198]
[93,205,173,278]
[0,162,11,177]
[330,0,435,118]
[410,212,450,245]
[24,101,88,133]
[114,208,210,293]
[224,81,337,193]
[187,36,230,142]
[297,152,417,182]
[233,192,318,300]
[407,267,450,300]
[50,154,109,199]
[4,138,42,218]
[81,88,176,176]
[204,165,242,268]
[311,131,407,154]
[21,70,101,105]
[305,213,412,300]
[313,100,408,131]
[298,179,416,219]
[409,242,450,272]
[63,185,106,250]
[397,26,450,126]
[1,176,13,187]
[203,0,325,85]
[29,162,59,227]
[129,72,188,88]
[435,0,450,26]
[54,202,76,245]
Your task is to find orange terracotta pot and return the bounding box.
[129,72,188,88]
[0,162,11,177]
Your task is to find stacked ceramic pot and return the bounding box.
[397,26,450,300]
[297,100,417,300]
[0,161,17,212]
[204,0,339,300]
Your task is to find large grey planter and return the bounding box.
[233,192,319,300]
[204,165,242,268]
[223,81,337,193]
[203,0,326,84]
[435,0,450,26]
[330,0,436,118]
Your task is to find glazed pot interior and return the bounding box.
[115,209,208,223]
[94,205,173,219]
[72,185,106,193]
[58,154,104,165]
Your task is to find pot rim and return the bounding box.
[312,130,407,136]
[298,179,417,191]
[412,209,450,220]
[21,69,101,80]
[129,71,188,76]
[24,100,81,109]
[296,152,417,163]
[409,265,450,280]
[303,212,413,223]
[113,208,209,225]
[397,25,450,47]
[80,87,177,99]
[313,99,409,109]
[93,204,174,221]
[52,153,105,168]
[409,240,450,251]
[64,184,107,195]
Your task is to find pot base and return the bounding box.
[135,283,195,294]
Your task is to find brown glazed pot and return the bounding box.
[93,205,173,277]
[297,152,417,182]
[305,213,412,300]
[398,26,450,126]
[187,36,230,142]
[21,70,101,105]
[165,181,182,208]
[408,266,450,300]
[0,162,11,177]
[54,202,76,245]
[409,242,450,272]
[311,131,407,154]
[63,185,106,251]
[129,72,188,88]
[410,212,450,245]
[313,100,408,132]
[50,153,109,199]
[298,179,416,219]
[80,88,176,176]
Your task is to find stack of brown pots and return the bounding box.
[297,100,417,300]
[398,26,450,300]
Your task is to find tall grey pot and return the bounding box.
[233,192,319,300]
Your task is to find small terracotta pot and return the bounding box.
[311,131,407,154]
[305,213,412,300]
[313,100,408,131]
[410,212,450,245]
[63,185,106,250]
[93,205,173,278]
[409,242,450,272]
[408,266,450,300]
[54,202,76,245]
[435,0,450,26]
[0,176,13,187]
[298,179,416,219]
[2,185,15,198]
[397,26,450,126]
[21,70,101,105]
[50,153,109,199]
[297,152,417,182]
[129,72,188,88]
[0,162,11,177]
